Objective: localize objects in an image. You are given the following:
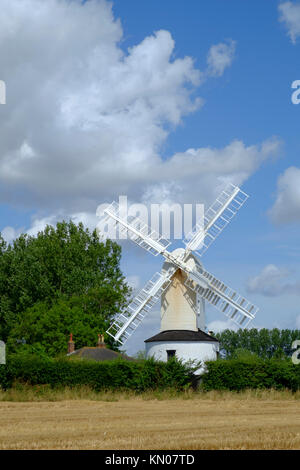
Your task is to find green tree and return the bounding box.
[0,221,130,354]
[216,328,300,359]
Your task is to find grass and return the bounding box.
[1,383,300,402]
[0,384,300,449]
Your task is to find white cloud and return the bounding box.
[1,226,22,243]
[2,136,281,244]
[0,0,279,225]
[142,137,281,207]
[279,1,300,44]
[0,0,201,212]
[206,319,238,333]
[269,166,300,224]
[246,264,300,297]
[207,40,236,77]
[26,214,64,237]
[1,210,99,242]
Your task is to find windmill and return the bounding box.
[98,184,258,367]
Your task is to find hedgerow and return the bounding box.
[0,356,194,391]
[2,356,300,393]
[201,358,300,392]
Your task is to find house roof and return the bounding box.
[68,347,134,361]
[144,329,219,343]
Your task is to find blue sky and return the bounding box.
[1,0,300,354]
[112,0,300,353]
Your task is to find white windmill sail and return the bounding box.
[185,269,258,328]
[103,201,171,256]
[106,267,176,344]
[184,184,249,256]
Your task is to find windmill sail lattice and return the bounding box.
[100,183,258,344]
[185,269,258,328]
[102,201,171,256]
[184,184,249,255]
[107,268,176,344]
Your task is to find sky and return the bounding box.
[1,0,300,355]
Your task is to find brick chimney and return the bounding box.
[68,333,75,354]
[97,334,106,348]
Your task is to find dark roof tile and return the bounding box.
[68,347,134,361]
[144,329,219,343]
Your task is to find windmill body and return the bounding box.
[160,248,205,332]
[145,248,218,374]
[98,184,259,374]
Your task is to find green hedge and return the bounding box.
[0,356,194,391]
[2,356,300,393]
[201,358,300,391]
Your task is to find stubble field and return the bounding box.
[0,388,300,450]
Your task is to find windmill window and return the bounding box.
[167,350,176,360]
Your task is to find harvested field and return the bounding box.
[0,388,299,449]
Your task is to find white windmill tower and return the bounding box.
[98,184,258,373]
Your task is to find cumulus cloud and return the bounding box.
[1,135,281,242]
[206,319,238,333]
[207,39,236,77]
[0,0,280,242]
[269,167,300,224]
[0,0,202,212]
[1,226,22,243]
[1,210,99,242]
[149,137,280,207]
[246,264,300,297]
[279,1,300,43]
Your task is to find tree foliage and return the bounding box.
[0,221,130,355]
[215,328,300,359]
